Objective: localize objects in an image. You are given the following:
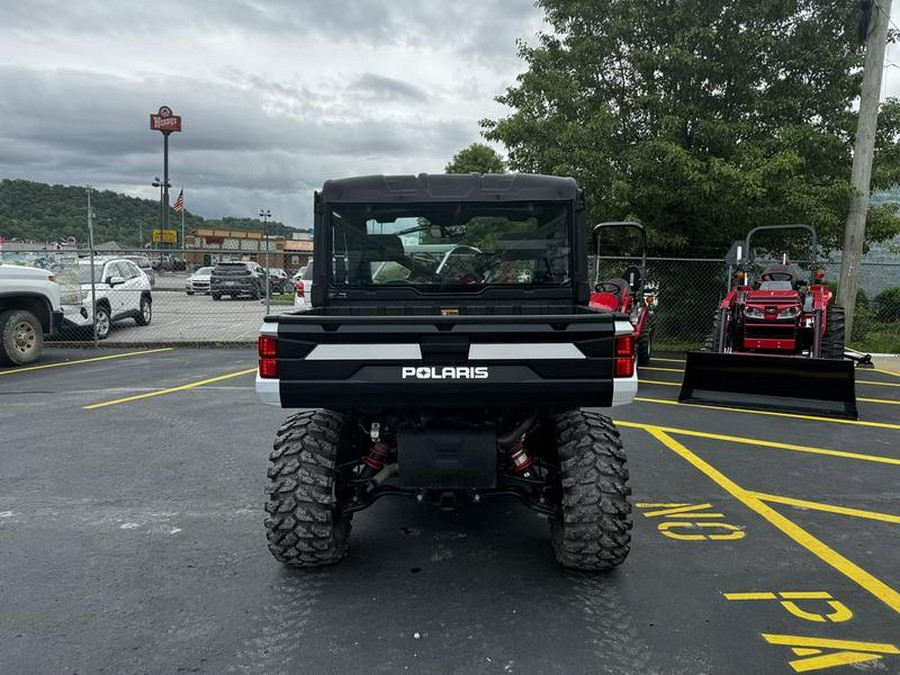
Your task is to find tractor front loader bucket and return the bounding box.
[678,352,858,419]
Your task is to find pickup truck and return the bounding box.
[256,173,637,570]
[0,264,63,365]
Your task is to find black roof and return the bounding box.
[320,173,578,203]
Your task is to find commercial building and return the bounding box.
[185,227,285,270]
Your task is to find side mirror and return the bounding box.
[107,276,126,287]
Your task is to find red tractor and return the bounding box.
[589,222,655,365]
[680,224,860,419]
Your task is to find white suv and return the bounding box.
[61,257,153,339]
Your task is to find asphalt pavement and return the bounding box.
[1,348,898,674]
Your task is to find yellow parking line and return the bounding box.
[859,379,900,388]
[638,379,680,387]
[614,420,900,466]
[640,366,684,373]
[645,427,900,614]
[634,396,900,431]
[859,396,900,406]
[649,358,686,364]
[872,368,900,378]
[0,348,174,376]
[749,492,900,524]
[83,367,256,410]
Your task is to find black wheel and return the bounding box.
[702,311,724,352]
[822,304,845,359]
[637,332,651,366]
[212,293,221,301]
[186,291,195,296]
[94,304,111,340]
[135,294,152,326]
[265,409,353,567]
[0,309,42,366]
[550,410,632,571]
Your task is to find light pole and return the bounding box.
[259,209,272,313]
[152,177,170,264]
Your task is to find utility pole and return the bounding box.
[839,0,892,338]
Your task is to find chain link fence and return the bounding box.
[4,247,899,351]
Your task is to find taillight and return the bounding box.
[258,336,278,378]
[615,335,635,378]
[294,280,305,298]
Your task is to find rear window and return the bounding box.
[302,262,314,280]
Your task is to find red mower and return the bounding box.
[680,224,866,419]
[589,222,655,365]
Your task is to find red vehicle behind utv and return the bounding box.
[589,222,655,365]
[680,224,859,419]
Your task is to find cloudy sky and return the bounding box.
[0,0,544,228]
[3,1,900,231]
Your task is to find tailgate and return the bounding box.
[257,312,635,410]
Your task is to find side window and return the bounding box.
[115,262,133,279]
[125,262,141,279]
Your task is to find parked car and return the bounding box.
[121,255,155,288]
[185,266,214,295]
[290,266,307,283]
[293,260,314,308]
[267,267,289,294]
[210,261,266,300]
[61,257,153,339]
[0,264,63,365]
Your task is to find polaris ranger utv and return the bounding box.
[255,173,638,571]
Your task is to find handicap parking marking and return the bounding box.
[82,367,257,410]
[643,425,900,615]
[615,420,900,466]
[0,348,174,377]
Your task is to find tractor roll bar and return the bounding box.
[591,221,646,291]
[744,224,817,275]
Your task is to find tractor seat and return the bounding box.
[760,263,797,288]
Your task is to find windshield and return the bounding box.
[78,264,105,283]
[329,202,571,289]
[195,267,213,275]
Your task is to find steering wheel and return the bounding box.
[597,282,625,295]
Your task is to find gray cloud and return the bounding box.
[0,1,540,228]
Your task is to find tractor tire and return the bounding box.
[0,309,43,366]
[637,332,652,366]
[822,305,845,360]
[702,314,720,351]
[265,409,353,567]
[550,409,632,571]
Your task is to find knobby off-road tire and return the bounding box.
[551,410,632,571]
[0,309,42,366]
[265,409,352,567]
[822,304,845,359]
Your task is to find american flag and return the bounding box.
[172,188,184,213]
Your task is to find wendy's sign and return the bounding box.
[150,105,182,133]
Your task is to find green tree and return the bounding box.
[445,143,506,174]
[481,0,900,255]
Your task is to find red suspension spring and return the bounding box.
[363,441,391,472]
[508,437,533,474]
